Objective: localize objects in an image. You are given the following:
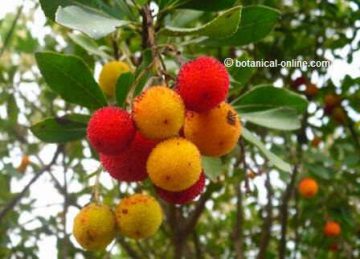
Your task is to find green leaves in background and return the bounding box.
[205,5,280,46]
[56,5,129,39]
[202,156,223,180]
[161,6,242,39]
[116,72,134,108]
[242,128,291,173]
[68,33,111,59]
[228,54,256,86]
[35,52,107,110]
[30,114,89,143]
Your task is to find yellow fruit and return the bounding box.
[99,61,131,97]
[184,102,241,157]
[147,138,202,191]
[132,86,185,140]
[73,203,116,251]
[115,194,163,239]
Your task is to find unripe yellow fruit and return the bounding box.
[147,138,202,191]
[184,102,241,157]
[99,61,131,97]
[115,194,163,239]
[132,86,185,140]
[73,203,116,251]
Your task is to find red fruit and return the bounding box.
[304,83,318,98]
[291,76,306,90]
[156,172,206,204]
[100,132,157,182]
[87,107,136,155]
[329,243,339,252]
[176,56,229,112]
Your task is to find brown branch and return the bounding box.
[0,145,62,222]
[257,170,273,259]
[232,181,245,259]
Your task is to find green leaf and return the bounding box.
[233,85,308,114]
[55,5,129,39]
[68,33,111,59]
[116,72,134,108]
[205,5,280,46]
[30,114,89,143]
[35,52,107,110]
[134,49,153,96]
[180,0,237,12]
[7,95,19,124]
[239,108,301,131]
[228,54,256,86]
[161,6,242,39]
[202,156,223,181]
[242,128,291,173]
[39,0,121,21]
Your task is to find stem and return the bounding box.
[92,169,102,204]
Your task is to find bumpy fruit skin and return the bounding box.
[156,172,205,204]
[184,102,241,157]
[324,221,341,237]
[298,177,318,198]
[100,132,157,182]
[147,138,202,192]
[73,203,116,251]
[115,194,163,239]
[87,107,136,155]
[133,86,185,140]
[99,61,131,97]
[176,56,229,112]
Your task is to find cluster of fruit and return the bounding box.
[291,76,347,125]
[298,178,342,245]
[73,56,241,251]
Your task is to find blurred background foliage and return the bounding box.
[0,0,359,258]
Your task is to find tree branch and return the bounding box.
[0,145,62,222]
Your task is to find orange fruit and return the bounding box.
[324,221,341,237]
[298,177,318,198]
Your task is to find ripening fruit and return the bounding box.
[291,76,307,90]
[87,107,136,155]
[115,194,163,239]
[99,61,131,97]
[156,172,205,204]
[100,132,157,182]
[298,177,318,198]
[324,94,341,109]
[331,107,347,125]
[73,203,116,251]
[311,136,321,148]
[176,56,229,112]
[184,102,241,157]
[147,138,202,192]
[324,221,341,237]
[132,86,185,140]
[304,83,318,98]
[17,155,30,173]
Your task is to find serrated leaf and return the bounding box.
[242,128,291,173]
[55,5,129,39]
[35,52,107,110]
[116,72,134,108]
[202,156,223,181]
[233,85,308,114]
[31,114,89,143]
[161,6,242,39]
[239,108,301,131]
[205,5,280,46]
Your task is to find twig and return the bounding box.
[0,145,62,222]
[257,169,273,259]
[117,237,141,259]
[233,179,245,259]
